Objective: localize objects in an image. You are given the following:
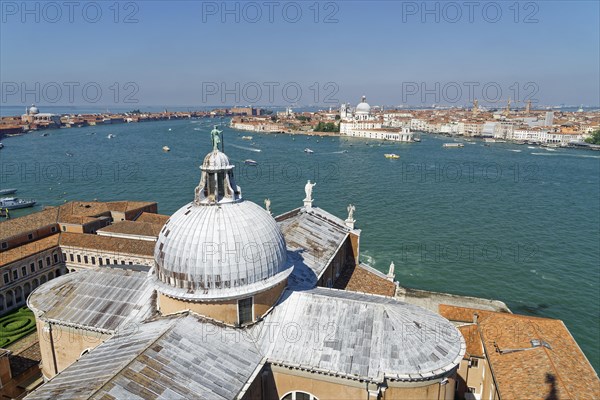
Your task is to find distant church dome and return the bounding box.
[355,96,371,115]
[154,126,290,300]
[28,104,39,115]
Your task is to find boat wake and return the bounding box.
[229,143,262,153]
[531,152,600,159]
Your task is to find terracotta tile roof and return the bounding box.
[59,232,155,257]
[458,324,484,358]
[135,212,170,225]
[0,234,60,266]
[334,263,396,297]
[440,305,600,399]
[97,220,163,237]
[0,201,158,242]
[57,201,155,220]
[0,207,59,241]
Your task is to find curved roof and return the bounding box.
[252,288,465,381]
[27,267,155,332]
[155,200,289,299]
[355,96,371,115]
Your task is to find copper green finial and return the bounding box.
[211,125,222,151]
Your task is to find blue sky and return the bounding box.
[1,0,599,107]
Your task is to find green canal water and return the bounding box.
[1,118,598,370]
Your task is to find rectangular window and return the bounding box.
[70,253,74,262]
[471,358,479,368]
[77,255,81,263]
[21,266,26,276]
[38,260,43,269]
[129,261,133,265]
[3,273,9,284]
[106,258,110,265]
[30,263,35,273]
[113,260,117,265]
[91,257,96,265]
[62,252,66,261]
[99,258,103,265]
[12,270,18,280]
[1,242,7,249]
[53,254,59,263]
[84,256,88,264]
[51,226,57,233]
[46,257,51,266]
[28,233,33,240]
[62,225,66,232]
[121,260,125,265]
[238,297,253,325]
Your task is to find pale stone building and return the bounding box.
[340,97,414,142]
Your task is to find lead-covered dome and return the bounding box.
[154,126,291,300]
[155,200,288,294]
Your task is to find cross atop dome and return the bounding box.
[194,127,242,205]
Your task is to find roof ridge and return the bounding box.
[534,323,575,399]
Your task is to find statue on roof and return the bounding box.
[304,180,316,201]
[264,198,271,214]
[211,125,222,151]
[347,204,355,221]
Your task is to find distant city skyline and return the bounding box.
[1,1,599,106]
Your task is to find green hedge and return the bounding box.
[0,307,36,348]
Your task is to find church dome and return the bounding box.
[154,126,291,300]
[355,96,371,115]
[28,104,39,115]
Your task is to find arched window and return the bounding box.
[281,392,319,400]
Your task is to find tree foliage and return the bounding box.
[584,129,600,145]
[314,122,340,132]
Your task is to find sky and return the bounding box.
[1,0,599,108]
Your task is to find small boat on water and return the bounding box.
[384,153,400,159]
[65,152,74,157]
[443,143,464,148]
[304,148,314,154]
[242,136,253,140]
[107,134,116,139]
[0,189,17,196]
[168,128,172,132]
[162,146,170,152]
[41,132,49,137]
[0,197,36,210]
[245,159,258,166]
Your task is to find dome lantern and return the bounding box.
[194,126,242,205]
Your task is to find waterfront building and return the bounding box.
[20,105,60,128]
[231,107,263,116]
[340,96,414,142]
[22,133,466,399]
